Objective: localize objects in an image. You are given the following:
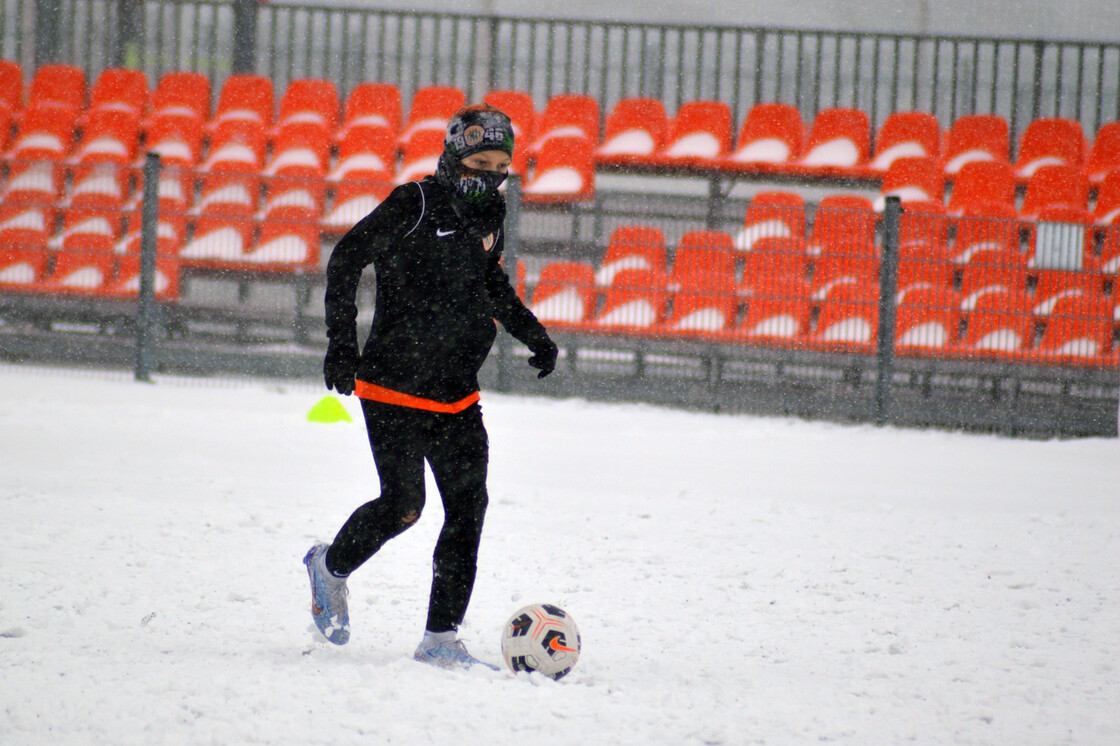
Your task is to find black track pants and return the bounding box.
[325,399,489,633]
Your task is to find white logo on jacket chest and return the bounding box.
[436,227,456,237]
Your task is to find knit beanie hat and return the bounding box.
[435,103,515,205]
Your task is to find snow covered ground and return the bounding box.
[1,363,1117,745]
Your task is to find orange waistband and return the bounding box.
[354,380,480,414]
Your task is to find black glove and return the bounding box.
[527,338,558,379]
[324,338,359,395]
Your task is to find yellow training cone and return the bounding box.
[306,395,353,424]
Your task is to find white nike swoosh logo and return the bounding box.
[436,228,456,237]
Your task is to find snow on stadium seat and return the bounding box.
[0,59,23,115]
[1013,117,1086,181]
[322,178,392,235]
[209,74,274,134]
[722,103,805,174]
[733,191,806,252]
[592,268,668,331]
[1085,122,1120,185]
[806,195,876,256]
[27,64,86,114]
[483,89,537,174]
[1019,164,1089,219]
[594,225,667,288]
[737,236,811,300]
[195,173,259,217]
[328,126,396,183]
[595,97,667,167]
[866,111,942,173]
[202,120,267,174]
[873,156,945,211]
[792,108,870,177]
[668,230,736,290]
[53,208,124,254]
[957,287,1035,357]
[151,71,211,123]
[0,247,49,289]
[109,253,180,300]
[529,260,597,326]
[258,180,323,223]
[73,109,140,166]
[807,281,879,350]
[263,123,330,203]
[522,135,595,203]
[894,284,962,352]
[338,82,401,141]
[530,94,599,154]
[398,85,464,148]
[661,269,738,335]
[87,68,149,120]
[653,100,732,169]
[395,128,444,184]
[951,202,1020,264]
[1032,268,1105,317]
[946,160,1016,216]
[942,114,1010,176]
[1036,293,1114,362]
[180,216,255,264]
[7,104,77,161]
[276,79,339,135]
[1091,169,1120,226]
[738,294,812,343]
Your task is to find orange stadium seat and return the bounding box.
[529,260,597,326]
[810,245,879,300]
[522,135,595,203]
[894,284,962,352]
[723,103,805,173]
[793,108,871,177]
[1018,164,1089,219]
[73,110,140,166]
[277,79,339,134]
[734,191,806,253]
[595,97,667,167]
[594,225,667,288]
[951,202,1021,263]
[942,114,1010,176]
[87,68,149,119]
[946,160,1016,216]
[54,208,124,254]
[38,246,117,295]
[210,74,274,133]
[196,171,260,217]
[110,253,181,300]
[67,163,130,210]
[151,71,211,122]
[27,64,85,114]
[2,161,63,206]
[395,128,444,183]
[1085,122,1120,185]
[264,123,330,187]
[592,268,668,331]
[7,104,78,161]
[957,287,1034,357]
[1091,169,1120,226]
[736,236,811,299]
[114,213,186,258]
[0,205,52,252]
[329,125,396,183]
[668,230,736,289]
[179,215,256,264]
[874,156,945,210]
[898,199,951,252]
[247,219,321,269]
[867,111,942,173]
[531,94,599,154]
[398,85,464,148]
[1037,294,1114,362]
[339,82,401,140]
[145,113,203,168]
[808,281,879,350]
[1032,268,1105,317]
[738,294,812,344]
[0,247,50,289]
[654,100,732,169]
[806,195,876,255]
[202,121,267,174]
[1013,117,1086,181]
[661,269,738,335]
[957,245,1030,306]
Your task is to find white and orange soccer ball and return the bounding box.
[500,603,581,680]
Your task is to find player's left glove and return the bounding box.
[527,338,558,379]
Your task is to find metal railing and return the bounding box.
[2,0,1119,139]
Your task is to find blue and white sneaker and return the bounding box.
[414,638,500,671]
[303,543,350,645]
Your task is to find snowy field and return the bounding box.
[1,363,1117,745]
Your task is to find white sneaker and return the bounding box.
[414,638,499,671]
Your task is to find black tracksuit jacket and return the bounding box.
[324,177,551,403]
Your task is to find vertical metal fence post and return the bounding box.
[232,0,258,74]
[496,174,523,393]
[134,153,161,383]
[34,0,59,66]
[875,196,902,425]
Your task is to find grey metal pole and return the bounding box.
[34,0,60,66]
[496,174,523,394]
[874,196,902,426]
[232,0,259,74]
[135,152,161,383]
